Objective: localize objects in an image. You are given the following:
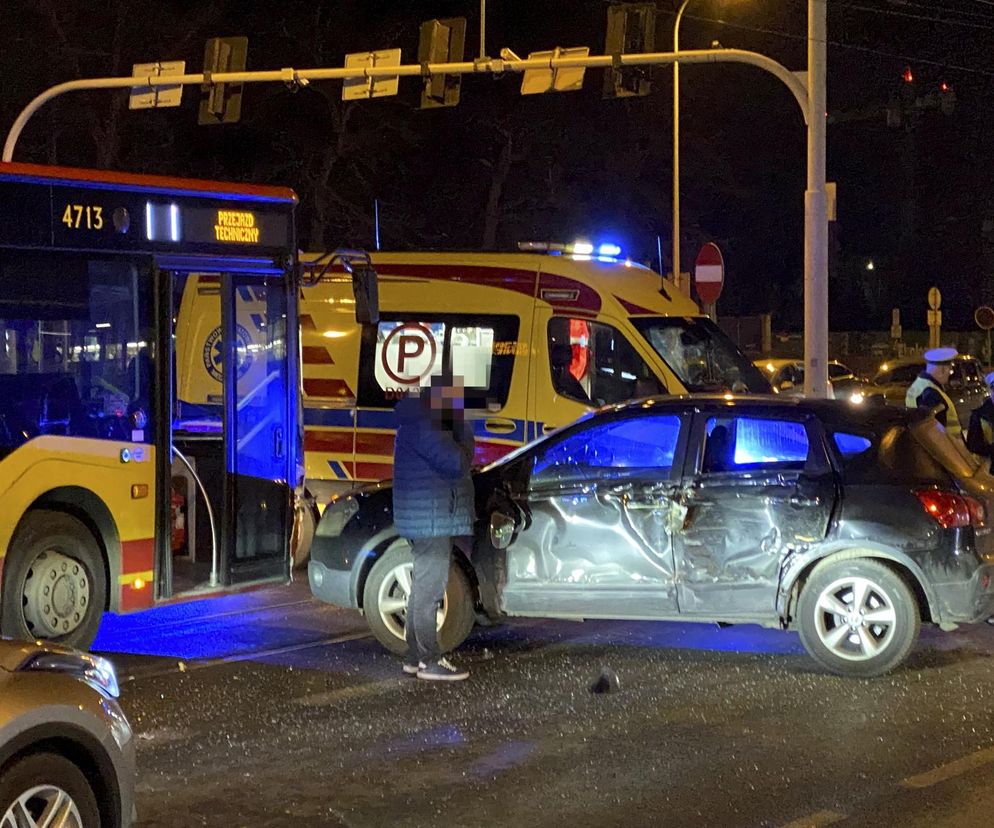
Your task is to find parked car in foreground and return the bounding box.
[0,640,134,827]
[871,354,987,424]
[309,395,994,677]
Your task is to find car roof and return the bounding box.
[603,394,910,430]
[877,354,978,371]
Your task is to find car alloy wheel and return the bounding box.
[375,561,447,644]
[1,784,84,828]
[812,574,897,661]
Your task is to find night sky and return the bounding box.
[2,1,992,331]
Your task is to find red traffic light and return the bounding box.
[902,66,914,83]
[940,81,951,93]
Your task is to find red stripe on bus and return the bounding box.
[362,263,537,299]
[302,346,335,365]
[356,432,395,456]
[475,442,516,465]
[300,315,317,331]
[120,581,154,612]
[304,430,353,453]
[614,295,659,316]
[121,538,154,573]
[304,378,354,399]
[0,162,298,202]
[354,462,394,480]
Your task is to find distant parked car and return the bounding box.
[755,358,876,402]
[0,639,134,827]
[872,354,987,424]
[309,395,994,678]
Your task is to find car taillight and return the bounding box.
[914,489,984,529]
[966,496,986,528]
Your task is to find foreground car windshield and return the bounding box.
[633,317,770,393]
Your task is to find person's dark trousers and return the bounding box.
[406,535,452,665]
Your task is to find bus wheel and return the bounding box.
[1,511,106,650]
[363,543,476,657]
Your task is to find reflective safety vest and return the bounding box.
[906,374,961,437]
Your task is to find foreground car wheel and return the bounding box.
[0,752,100,828]
[798,558,920,678]
[0,510,106,649]
[363,543,475,656]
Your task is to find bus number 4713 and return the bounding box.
[62,203,104,231]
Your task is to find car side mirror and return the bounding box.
[489,511,515,550]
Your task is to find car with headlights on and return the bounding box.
[0,639,134,827]
[756,358,877,403]
[871,354,987,424]
[309,395,994,678]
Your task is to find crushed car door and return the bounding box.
[499,412,687,619]
[674,411,835,619]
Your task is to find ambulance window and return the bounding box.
[547,317,664,407]
[357,314,519,410]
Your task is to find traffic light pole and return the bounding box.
[2,41,827,397]
[804,0,829,398]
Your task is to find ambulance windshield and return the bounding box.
[633,317,770,394]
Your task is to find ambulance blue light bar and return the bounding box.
[518,240,625,260]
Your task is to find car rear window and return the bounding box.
[828,424,950,484]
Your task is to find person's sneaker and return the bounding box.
[402,660,423,676]
[417,658,469,681]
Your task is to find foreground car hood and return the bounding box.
[0,637,81,672]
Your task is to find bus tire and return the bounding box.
[1,510,107,650]
[363,543,476,657]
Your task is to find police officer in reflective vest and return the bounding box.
[966,371,994,470]
[905,347,961,438]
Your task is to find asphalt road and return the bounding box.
[93,579,994,828]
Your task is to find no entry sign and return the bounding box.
[694,242,724,306]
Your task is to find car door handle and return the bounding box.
[484,418,517,435]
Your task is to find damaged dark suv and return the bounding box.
[308,396,994,677]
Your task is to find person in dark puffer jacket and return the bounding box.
[393,371,475,681]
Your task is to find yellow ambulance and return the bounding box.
[177,247,769,506]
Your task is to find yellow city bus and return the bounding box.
[0,162,303,648]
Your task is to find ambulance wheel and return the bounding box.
[1,510,106,649]
[363,543,476,656]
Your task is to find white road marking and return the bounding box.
[899,746,994,789]
[122,629,372,682]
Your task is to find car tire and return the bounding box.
[0,510,107,650]
[798,558,920,678]
[0,752,101,827]
[363,542,476,657]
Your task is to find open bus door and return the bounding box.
[166,265,299,596]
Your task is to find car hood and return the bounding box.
[0,637,80,672]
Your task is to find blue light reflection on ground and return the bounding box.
[92,590,312,660]
[92,586,805,665]
[469,741,535,779]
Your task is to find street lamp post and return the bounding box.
[672,0,693,295]
[672,0,829,397]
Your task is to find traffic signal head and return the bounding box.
[418,18,467,108]
[603,3,656,99]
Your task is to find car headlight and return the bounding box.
[849,392,865,405]
[19,651,120,699]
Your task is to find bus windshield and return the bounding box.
[632,317,770,394]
